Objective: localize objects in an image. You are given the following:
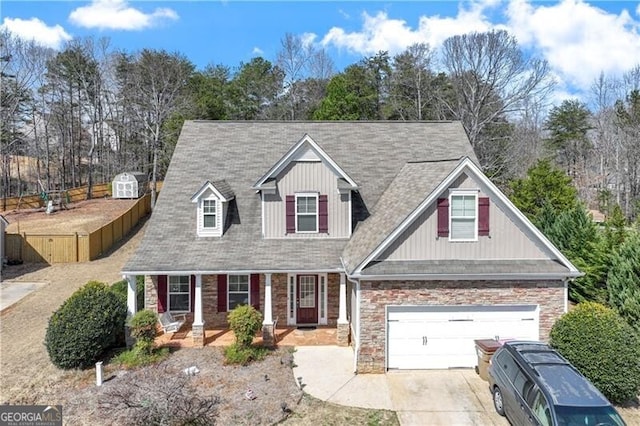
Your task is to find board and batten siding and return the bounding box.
[263,161,350,238]
[379,174,548,261]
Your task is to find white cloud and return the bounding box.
[69,0,178,31]
[1,17,72,49]
[301,32,317,48]
[505,0,640,91]
[319,0,640,96]
[252,47,264,56]
[320,4,495,56]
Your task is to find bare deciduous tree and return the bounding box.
[441,30,554,169]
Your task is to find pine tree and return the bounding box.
[607,232,640,332]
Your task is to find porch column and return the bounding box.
[124,274,137,347]
[192,274,205,347]
[337,272,349,346]
[262,274,276,347]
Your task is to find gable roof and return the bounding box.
[123,121,476,274]
[253,134,358,191]
[343,157,581,279]
[190,180,235,202]
[0,215,8,226]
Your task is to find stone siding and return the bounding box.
[327,273,339,326]
[356,280,565,374]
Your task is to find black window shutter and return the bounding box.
[157,275,167,313]
[437,198,449,237]
[319,195,328,233]
[250,274,260,311]
[286,195,295,233]
[217,274,227,313]
[478,197,490,236]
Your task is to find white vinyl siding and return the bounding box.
[169,275,190,312]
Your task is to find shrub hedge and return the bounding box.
[45,281,127,369]
[550,302,640,404]
[227,305,262,347]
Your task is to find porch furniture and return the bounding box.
[159,312,186,333]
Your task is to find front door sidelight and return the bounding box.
[296,275,318,324]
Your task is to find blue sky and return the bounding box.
[2,0,640,103]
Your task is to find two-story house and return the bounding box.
[122,121,580,373]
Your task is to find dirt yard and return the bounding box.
[3,198,138,234]
[0,220,398,425]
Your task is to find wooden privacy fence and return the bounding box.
[1,183,112,212]
[5,193,151,264]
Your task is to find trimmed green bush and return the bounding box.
[550,302,640,404]
[45,281,127,369]
[223,343,268,365]
[129,309,158,355]
[227,305,262,347]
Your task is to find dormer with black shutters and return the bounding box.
[252,134,358,239]
[191,180,235,237]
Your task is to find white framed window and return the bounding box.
[296,193,318,233]
[228,274,249,310]
[169,275,190,312]
[450,192,477,241]
[202,199,217,229]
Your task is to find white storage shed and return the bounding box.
[112,172,148,199]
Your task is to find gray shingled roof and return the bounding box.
[123,121,476,274]
[341,159,462,273]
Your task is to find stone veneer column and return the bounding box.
[262,274,275,347]
[192,274,205,347]
[337,273,350,346]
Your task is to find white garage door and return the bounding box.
[387,305,539,369]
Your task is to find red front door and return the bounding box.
[296,275,318,324]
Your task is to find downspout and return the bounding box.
[563,277,569,313]
[341,256,361,374]
[347,275,360,374]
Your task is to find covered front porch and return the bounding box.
[124,271,351,347]
[155,324,339,348]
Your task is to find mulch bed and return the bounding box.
[34,346,302,425]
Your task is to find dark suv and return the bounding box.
[487,341,625,426]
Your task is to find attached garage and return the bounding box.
[387,304,539,370]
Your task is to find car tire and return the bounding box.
[492,386,505,417]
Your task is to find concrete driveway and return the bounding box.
[293,346,508,426]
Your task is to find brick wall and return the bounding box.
[357,280,565,373]
[327,273,339,326]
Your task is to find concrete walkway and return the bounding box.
[293,346,508,426]
[0,280,48,312]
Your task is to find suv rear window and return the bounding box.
[554,405,625,426]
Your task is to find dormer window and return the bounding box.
[203,199,217,229]
[191,180,235,238]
